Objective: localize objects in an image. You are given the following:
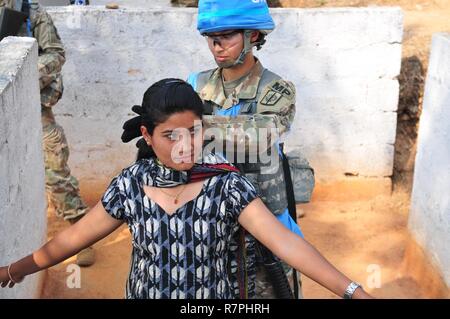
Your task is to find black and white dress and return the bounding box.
[101,158,259,299]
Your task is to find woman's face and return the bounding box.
[141,110,203,171]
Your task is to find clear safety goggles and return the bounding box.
[204,30,243,49]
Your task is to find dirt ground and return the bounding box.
[298,192,421,298]
[40,1,450,299]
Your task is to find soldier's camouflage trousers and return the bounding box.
[41,107,88,221]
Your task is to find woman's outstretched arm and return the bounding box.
[238,198,373,299]
[0,201,123,288]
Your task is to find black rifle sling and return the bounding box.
[279,142,300,299]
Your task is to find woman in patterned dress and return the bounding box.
[0,79,373,299]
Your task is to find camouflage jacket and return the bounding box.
[16,1,65,108]
[189,60,297,215]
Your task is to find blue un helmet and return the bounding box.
[197,0,276,67]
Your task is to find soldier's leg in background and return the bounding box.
[284,263,304,299]
[41,107,88,221]
[255,262,276,299]
[41,107,95,267]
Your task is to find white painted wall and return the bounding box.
[0,37,47,299]
[409,33,450,288]
[46,7,402,186]
[90,0,170,7]
[41,0,170,7]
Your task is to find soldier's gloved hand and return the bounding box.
[121,105,144,143]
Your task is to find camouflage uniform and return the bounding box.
[197,60,295,215]
[189,59,303,298]
[170,0,198,7]
[1,0,88,221]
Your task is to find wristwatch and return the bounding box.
[343,282,362,299]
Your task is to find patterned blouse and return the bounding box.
[101,158,259,299]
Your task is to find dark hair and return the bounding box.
[255,33,267,50]
[121,78,204,160]
[141,78,203,134]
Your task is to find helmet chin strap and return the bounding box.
[221,30,255,69]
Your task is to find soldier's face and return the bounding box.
[206,30,244,68]
[141,110,204,171]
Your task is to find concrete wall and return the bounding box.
[0,37,47,298]
[41,0,170,7]
[46,7,402,196]
[409,33,450,288]
[90,0,170,7]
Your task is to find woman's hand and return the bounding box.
[353,287,375,299]
[0,266,12,288]
[0,265,22,289]
[0,201,123,287]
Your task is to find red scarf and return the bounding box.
[189,163,240,183]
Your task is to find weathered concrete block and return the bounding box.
[270,8,403,49]
[409,33,450,288]
[90,0,170,7]
[0,37,46,299]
